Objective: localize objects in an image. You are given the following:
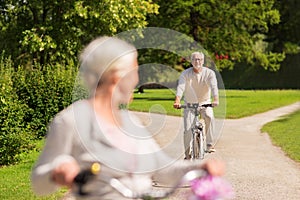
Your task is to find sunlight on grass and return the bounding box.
[131,89,300,119]
[262,110,300,162]
[0,140,67,200]
[225,90,300,118]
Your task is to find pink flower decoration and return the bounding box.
[189,175,235,200]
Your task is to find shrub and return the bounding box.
[13,64,77,138]
[0,58,34,165]
[0,56,78,164]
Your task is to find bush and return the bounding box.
[0,58,34,165]
[0,55,78,165]
[13,64,77,138]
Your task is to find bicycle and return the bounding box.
[73,162,234,200]
[179,103,213,160]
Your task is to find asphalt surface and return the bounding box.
[133,101,300,200]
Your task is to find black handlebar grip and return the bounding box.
[74,163,101,184]
[73,163,101,196]
[202,104,213,107]
[179,105,187,109]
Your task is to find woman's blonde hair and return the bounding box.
[79,36,137,89]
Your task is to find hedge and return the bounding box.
[0,57,77,165]
[0,58,34,165]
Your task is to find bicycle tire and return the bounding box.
[193,132,199,159]
[199,130,205,160]
[195,133,201,159]
[190,129,198,159]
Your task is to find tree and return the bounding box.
[0,0,158,66]
[267,0,300,54]
[149,0,284,71]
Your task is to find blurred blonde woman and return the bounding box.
[31,36,224,199]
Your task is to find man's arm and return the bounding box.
[209,70,219,107]
[173,72,186,108]
[212,95,219,107]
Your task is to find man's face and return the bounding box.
[191,54,204,69]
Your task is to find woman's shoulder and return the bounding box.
[52,100,91,124]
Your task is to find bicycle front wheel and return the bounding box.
[198,130,206,160]
[190,130,199,159]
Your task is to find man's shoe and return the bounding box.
[206,145,216,153]
[184,156,191,160]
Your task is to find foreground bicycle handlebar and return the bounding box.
[73,163,207,199]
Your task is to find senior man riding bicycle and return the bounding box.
[173,52,219,159]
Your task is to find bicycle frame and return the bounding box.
[180,103,212,160]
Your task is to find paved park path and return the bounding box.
[134,101,300,200]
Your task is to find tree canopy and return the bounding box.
[268,0,300,54]
[0,0,299,71]
[0,0,158,66]
[149,0,289,70]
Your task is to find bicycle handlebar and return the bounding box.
[179,103,213,109]
[73,163,207,199]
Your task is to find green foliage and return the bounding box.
[21,27,57,58]
[13,64,77,138]
[268,0,300,54]
[0,57,34,165]
[0,0,159,66]
[221,53,300,89]
[1,0,299,73]
[149,0,284,71]
[0,55,77,165]
[138,62,180,85]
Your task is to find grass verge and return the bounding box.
[0,140,67,200]
[262,109,300,162]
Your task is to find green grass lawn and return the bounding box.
[1,89,300,199]
[262,109,300,162]
[0,140,67,200]
[224,90,300,118]
[130,89,300,118]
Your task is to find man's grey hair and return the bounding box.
[191,52,205,60]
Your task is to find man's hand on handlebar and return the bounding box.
[173,102,181,109]
[173,96,181,109]
[212,96,219,107]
